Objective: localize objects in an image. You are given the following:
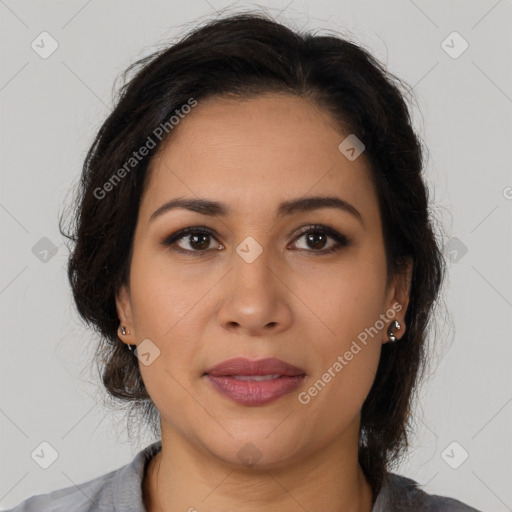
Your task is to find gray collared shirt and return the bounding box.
[5,441,482,511]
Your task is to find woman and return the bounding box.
[7,11,482,512]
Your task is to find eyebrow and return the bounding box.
[149,195,364,226]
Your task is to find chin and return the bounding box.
[198,431,307,470]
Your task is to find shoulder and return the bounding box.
[3,441,162,512]
[372,472,482,512]
[2,470,117,512]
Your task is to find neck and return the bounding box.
[143,425,374,512]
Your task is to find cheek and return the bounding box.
[300,326,382,429]
[292,249,385,408]
[128,246,209,336]
[129,244,225,361]
[294,251,387,342]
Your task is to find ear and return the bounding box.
[383,257,413,342]
[115,284,134,344]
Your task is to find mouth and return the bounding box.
[204,357,306,406]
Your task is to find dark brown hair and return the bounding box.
[60,10,446,497]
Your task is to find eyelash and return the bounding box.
[160,224,350,256]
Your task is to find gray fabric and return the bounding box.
[371,470,482,511]
[5,441,482,511]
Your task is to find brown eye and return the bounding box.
[161,227,224,254]
[177,232,213,251]
[290,224,350,255]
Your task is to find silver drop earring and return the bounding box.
[387,320,401,342]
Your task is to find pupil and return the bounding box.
[191,234,209,250]
[307,232,326,249]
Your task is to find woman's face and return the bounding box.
[116,93,411,468]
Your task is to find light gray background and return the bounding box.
[1,1,511,510]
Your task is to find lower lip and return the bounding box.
[205,375,305,406]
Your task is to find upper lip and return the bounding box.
[205,357,306,377]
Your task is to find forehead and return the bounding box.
[141,93,378,223]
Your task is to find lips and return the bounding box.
[205,357,306,377]
[204,357,306,406]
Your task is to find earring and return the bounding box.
[119,325,136,351]
[387,320,401,342]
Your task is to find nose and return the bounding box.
[217,243,293,337]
